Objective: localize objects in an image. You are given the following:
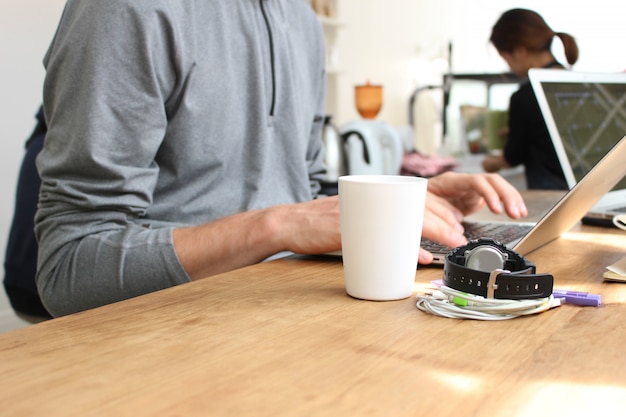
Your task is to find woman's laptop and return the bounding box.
[423,133,626,264]
[528,69,626,225]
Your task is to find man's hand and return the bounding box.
[418,172,527,264]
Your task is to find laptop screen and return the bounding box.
[529,69,626,191]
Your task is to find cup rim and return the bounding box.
[338,175,427,184]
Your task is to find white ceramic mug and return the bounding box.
[339,175,427,301]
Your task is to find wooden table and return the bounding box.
[2,192,626,416]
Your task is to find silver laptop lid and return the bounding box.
[514,133,626,255]
[528,69,626,190]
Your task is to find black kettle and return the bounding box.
[321,115,347,186]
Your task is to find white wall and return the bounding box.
[0,0,624,329]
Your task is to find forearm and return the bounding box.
[173,196,342,280]
[482,154,511,172]
[173,207,288,280]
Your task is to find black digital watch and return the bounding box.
[443,238,553,300]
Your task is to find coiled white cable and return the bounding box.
[613,214,626,231]
[416,285,561,320]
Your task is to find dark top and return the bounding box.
[503,66,569,190]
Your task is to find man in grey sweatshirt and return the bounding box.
[36,0,528,317]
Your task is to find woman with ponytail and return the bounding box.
[482,8,579,190]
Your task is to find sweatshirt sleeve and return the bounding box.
[36,1,191,317]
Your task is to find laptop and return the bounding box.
[423,132,626,265]
[528,69,626,226]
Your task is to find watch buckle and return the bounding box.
[487,269,510,299]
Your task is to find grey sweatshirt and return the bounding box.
[36,0,327,316]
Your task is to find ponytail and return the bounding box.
[555,32,579,66]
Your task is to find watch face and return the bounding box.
[465,245,507,272]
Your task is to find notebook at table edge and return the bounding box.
[528,68,626,221]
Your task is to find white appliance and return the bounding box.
[340,120,404,176]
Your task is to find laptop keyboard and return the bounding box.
[421,222,533,253]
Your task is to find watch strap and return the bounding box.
[443,239,554,300]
